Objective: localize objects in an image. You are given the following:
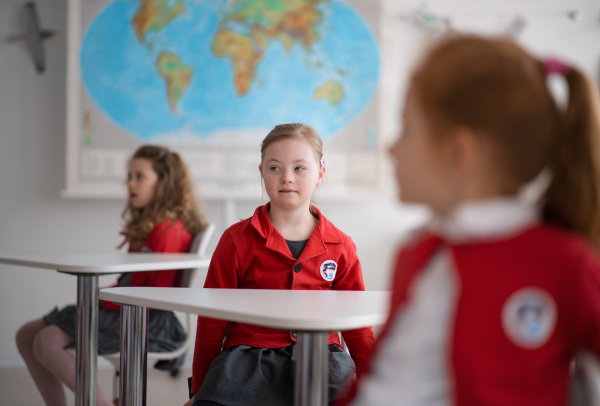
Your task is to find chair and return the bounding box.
[102,223,216,399]
[570,351,600,406]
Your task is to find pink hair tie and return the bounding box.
[320,153,325,170]
[543,57,570,77]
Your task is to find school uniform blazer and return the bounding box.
[101,219,192,311]
[191,203,375,392]
[342,224,600,406]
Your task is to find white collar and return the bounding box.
[430,197,539,243]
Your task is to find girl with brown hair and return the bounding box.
[16,145,207,406]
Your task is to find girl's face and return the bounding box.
[389,91,458,215]
[127,158,159,209]
[260,138,324,212]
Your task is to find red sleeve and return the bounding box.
[333,243,375,375]
[191,230,239,393]
[129,220,192,288]
[101,220,191,311]
[572,248,600,354]
[144,220,192,253]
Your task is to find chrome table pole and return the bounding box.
[294,331,329,406]
[75,274,99,406]
[119,304,148,406]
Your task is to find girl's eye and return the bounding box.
[270,166,280,171]
[136,174,144,180]
[295,166,305,171]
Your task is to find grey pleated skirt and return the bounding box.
[43,305,185,355]
[193,344,355,406]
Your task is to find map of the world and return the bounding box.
[79,0,380,141]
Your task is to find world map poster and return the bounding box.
[65,0,393,200]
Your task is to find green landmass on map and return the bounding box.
[132,0,186,46]
[127,0,347,114]
[132,0,191,112]
[156,52,194,113]
[212,29,264,96]
[314,80,344,106]
[211,0,326,96]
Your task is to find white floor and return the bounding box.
[0,366,193,406]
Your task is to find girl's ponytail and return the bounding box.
[408,37,600,248]
[543,67,600,248]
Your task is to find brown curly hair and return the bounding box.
[122,145,207,252]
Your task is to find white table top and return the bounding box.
[0,252,211,274]
[100,287,391,331]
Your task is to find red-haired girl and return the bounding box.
[343,36,600,406]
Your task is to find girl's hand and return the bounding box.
[116,231,129,249]
[117,227,142,250]
[182,397,195,406]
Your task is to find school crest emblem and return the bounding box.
[320,260,338,281]
[502,287,557,349]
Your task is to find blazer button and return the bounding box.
[291,331,298,338]
[294,263,302,273]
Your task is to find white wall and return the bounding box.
[1,0,599,368]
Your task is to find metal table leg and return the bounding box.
[294,331,329,406]
[120,304,149,406]
[75,274,99,406]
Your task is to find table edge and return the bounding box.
[100,288,390,331]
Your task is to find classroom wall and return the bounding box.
[1,0,599,368]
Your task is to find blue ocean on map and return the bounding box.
[80,0,380,141]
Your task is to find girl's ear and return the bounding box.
[258,164,263,175]
[447,126,481,175]
[317,167,326,186]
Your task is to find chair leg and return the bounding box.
[113,369,120,401]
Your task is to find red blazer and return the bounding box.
[342,224,600,406]
[191,203,375,392]
[101,219,192,311]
